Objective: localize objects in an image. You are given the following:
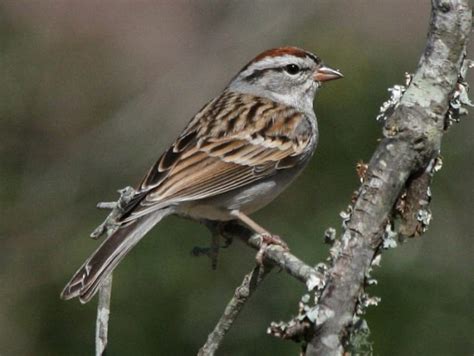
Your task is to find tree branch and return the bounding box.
[220,222,325,288]
[197,265,270,356]
[305,1,472,354]
[91,187,137,355]
[197,221,326,355]
[95,274,113,356]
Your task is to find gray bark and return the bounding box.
[305,0,472,354]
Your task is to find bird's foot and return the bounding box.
[255,233,289,266]
[193,221,233,270]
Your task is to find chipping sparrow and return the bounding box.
[61,46,343,303]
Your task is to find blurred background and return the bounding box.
[1,1,472,355]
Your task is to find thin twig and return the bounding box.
[95,274,113,356]
[220,222,324,288]
[91,187,136,354]
[197,222,326,354]
[91,186,136,240]
[197,265,271,356]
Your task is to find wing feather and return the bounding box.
[120,91,315,223]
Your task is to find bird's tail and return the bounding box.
[61,208,173,303]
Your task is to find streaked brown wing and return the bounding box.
[120,91,314,222]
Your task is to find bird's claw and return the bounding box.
[255,233,289,266]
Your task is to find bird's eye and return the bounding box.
[284,64,300,75]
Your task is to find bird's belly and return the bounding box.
[176,169,300,221]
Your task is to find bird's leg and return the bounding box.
[229,210,289,265]
[208,226,221,270]
[194,220,234,269]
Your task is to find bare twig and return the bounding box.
[95,274,113,356]
[220,222,325,289]
[198,221,325,354]
[91,186,136,239]
[304,1,472,355]
[91,187,137,354]
[197,265,270,356]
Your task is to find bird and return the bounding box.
[61,46,343,303]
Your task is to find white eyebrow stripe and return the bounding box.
[241,55,310,77]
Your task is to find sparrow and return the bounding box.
[61,46,343,303]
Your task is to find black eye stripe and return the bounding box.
[243,66,310,82]
[243,68,272,82]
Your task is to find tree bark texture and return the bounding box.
[305,1,472,354]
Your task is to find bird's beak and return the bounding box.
[314,65,343,82]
